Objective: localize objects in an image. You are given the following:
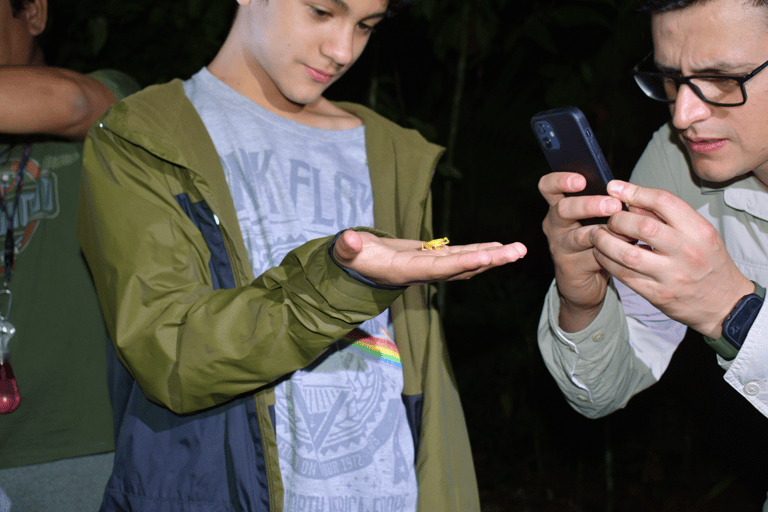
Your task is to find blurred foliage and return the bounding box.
[46,0,236,84]
[45,0,767,509]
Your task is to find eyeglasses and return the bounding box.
[632,51,768,107]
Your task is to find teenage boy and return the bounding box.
[538,0,768,421]
[0,0,138,509]
[76,0,527,510]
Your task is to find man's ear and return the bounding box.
[21,0,47,37]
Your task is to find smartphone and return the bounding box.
[531,106,616,224]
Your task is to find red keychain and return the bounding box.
[0,357,20,414]
[0,300,18,414]
[0,145,29,414]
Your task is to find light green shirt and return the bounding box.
[538,122,768,419]
[0,69,139,469]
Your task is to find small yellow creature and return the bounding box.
[421,237,449,251]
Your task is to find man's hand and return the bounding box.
[593,180,754,338]
[332,230,527,286]
[539,171,624,332]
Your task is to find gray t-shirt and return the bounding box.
[184,68,417,511]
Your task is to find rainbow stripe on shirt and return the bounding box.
[340,328,401,368]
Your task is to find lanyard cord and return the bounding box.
[0,144,31,286]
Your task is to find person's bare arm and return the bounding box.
[0,66,117,141]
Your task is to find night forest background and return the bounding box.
[47,0,768,510]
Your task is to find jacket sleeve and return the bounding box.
[77,122,404,415]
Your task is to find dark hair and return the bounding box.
[9,0,26,16]
[386,0,406,15]
[639,0,768,14]
[8,0,53,57]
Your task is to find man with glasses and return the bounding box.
[537,0,768,427]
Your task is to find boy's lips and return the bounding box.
[306,66,334,83]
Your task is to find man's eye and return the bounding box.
[697,76,741,91]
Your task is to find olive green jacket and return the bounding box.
[77,79,479,511]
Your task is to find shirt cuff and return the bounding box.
[546,279,624,357]
[723,292,768,418]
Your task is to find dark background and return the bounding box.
[47,0,768,510]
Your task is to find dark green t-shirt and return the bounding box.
[0,70,139,469]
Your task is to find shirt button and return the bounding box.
[744,381,761,396]
[577,395,589,402]
[592,332,605,342]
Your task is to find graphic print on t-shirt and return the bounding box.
[217,145,417,511]
[275,318,416,511]
[0,156,59,275]
[220,147,374,271]
[184,68,417,512]
[276,326,407,478]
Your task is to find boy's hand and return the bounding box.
[332,229,527,286]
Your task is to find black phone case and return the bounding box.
[531,106,615,224]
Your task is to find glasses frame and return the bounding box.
[632,51,768,107]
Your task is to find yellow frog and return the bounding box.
[421,237,449,251]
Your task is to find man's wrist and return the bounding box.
[557,293,605,333]
[703,281,765,360]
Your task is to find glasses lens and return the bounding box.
[634,73,675,102]
[689,77,744,106]
[634,72,746,106]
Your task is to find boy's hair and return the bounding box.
[639,0,768,13]
[387,0,405,15]
[244,0,406,17]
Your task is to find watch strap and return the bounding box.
[702,281,765,360]
[702,332,740,360]
[753,281,766,300]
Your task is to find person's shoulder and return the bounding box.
[334,101,406,134]
[306,100,366,129]
[102,79,191,132]
[119,79,186,113]
[631,121,691,193]
[646,121,686,156]
[635,121,687,173]
[334,101,441,151]
[94,78,214,158]
[87,69,141,100]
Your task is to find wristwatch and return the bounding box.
[703,281,766,360]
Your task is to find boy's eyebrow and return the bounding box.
[326,0,387,20]
[328,0,350,13]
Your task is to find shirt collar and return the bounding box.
[702,174,768,221]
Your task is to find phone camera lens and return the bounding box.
[536,123,546,135]
[543,137,553,149]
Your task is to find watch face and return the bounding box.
[723,294,764,349]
